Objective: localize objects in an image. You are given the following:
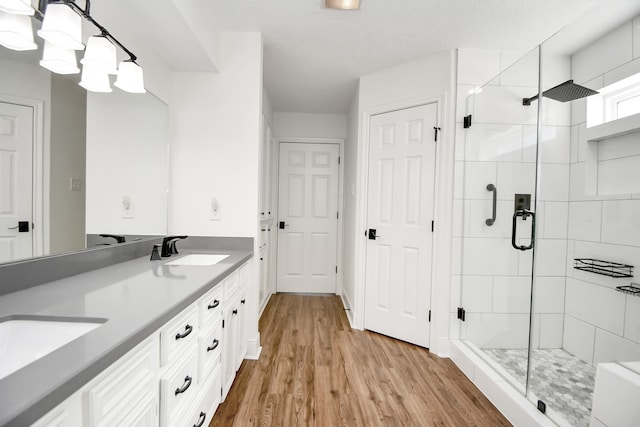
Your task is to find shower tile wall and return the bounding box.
[453,48,571,349]
[564,15,640,367]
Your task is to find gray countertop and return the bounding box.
[0,247,253,427]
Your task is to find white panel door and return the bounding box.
[277,143,339,293]
[364,103,438,348]
[0,101,34,263]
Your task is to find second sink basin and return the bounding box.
[164,254,229,266]
[0,316,105,380]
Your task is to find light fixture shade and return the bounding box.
[79,65,112,93]
[114,61,146,93]
[325,0,360,10]
[81,35,117,74]
[37,3,84,50]
[0,0,35,15]
[0,10,36,50]
[39,41,79,74]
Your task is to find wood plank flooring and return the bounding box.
[210,294,511,426]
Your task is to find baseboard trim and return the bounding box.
[245,332,261,360]
[339,293,355,329]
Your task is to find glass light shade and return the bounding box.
[79,65,112,93]
[37,3,83,50]
[325,0,360,10]
[0,0,35,15]
[0,10,36,50]
[114,61,146,93]
[39,41,79,74]
[81,36,117,74]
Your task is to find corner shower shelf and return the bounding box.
[616,283,640,296]
[574,258,634,278]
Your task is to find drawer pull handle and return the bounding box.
[175,324,193,340]
[208,300,220,310]
[241,299,246,304]
[175,376,193,395]
[232,309,238,315]
[194,412,206,427]
[207,339,219,352]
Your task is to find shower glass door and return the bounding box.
[457,46,541,394]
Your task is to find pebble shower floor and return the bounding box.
[483,348,596,426]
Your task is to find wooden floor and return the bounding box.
[210,294,511,426]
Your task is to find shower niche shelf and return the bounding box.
[574,258,633,278]
[616,283,640,296]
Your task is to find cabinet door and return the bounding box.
[221,297,238,400]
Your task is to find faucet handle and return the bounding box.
[150,244,162,261]
[100,234,126,244]
[161,235,188,257]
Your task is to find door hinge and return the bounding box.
[222,319,225,328]
[537,400,546,414]
[457,307,466,322]
[433,126,441,142]
[335,266,338,274]
[337,211,339,219]
[338,156,341,164]
[428,310,431,322]
[431,220,434,232]
[463,115,472,129]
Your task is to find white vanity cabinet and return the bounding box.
[30,259,252,427]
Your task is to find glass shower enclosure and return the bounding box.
[453,39,628,425]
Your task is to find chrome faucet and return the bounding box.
[161,235,188,257]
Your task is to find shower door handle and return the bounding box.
[486,184,497,226]
[511,209,535,251]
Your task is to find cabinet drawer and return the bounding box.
[198,321,222,382]
[86,336,159,426]
[160,304,198,366]
[198,285,223,330]
[224,271,239,298]
[160,346,199,427]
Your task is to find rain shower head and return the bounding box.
[522,80,599,106]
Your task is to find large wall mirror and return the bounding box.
[0,41,168,265]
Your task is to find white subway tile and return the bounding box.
[452,200,469,238]
[493,239,521,276]
[461,275,494,313]
[543,98,571,127]
[635,16,640,59]
[464,312,530,348]
[523,125,571,164]
[599,132,640,161]
[572,22,633,84]
[450,275,462,312]
[457,84,475,124]
[500,50,539,87]
[543,202,568,238]
[569,163,625,202]
[571,97,586,127]
[598,156,640,195]
[566,239,575,277]
[565,278,625,335]
[531,314,541,348]
[451,237,462,274]
[563,315,595,364]
[570,125,578,163]
[624,292,640,344]
[462,238,495,275]
[464,162,496,200]
[577,123,588,163]
[593,329,640,364]
[458,49,501,85]
[454,161,464,200]
[568,201,602,242]
[465,124,523,162]
[534,239,568,276]
[602,200,640,247]
[474,86,539,125]
[603,56,640,87]
[497,162,536,201]
[492,276,531,313]
[541,55,571,91]
[539,164,570,201]
[455,123,466,161]
[539,314,564,348]
[533,277,565,313]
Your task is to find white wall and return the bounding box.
[564,14,640,366]
[169,32,263,238]
[342,88,360,318]
[49,75,86,254]
[352,51,455,356]
[273,112,347,139]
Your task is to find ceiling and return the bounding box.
[138,0,640,114]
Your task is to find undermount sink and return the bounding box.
[164,254,229,266]
[0,316,105,380]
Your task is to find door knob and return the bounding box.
[279,221,290,229]
[7,221,30,232]
[368,229,381,240]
